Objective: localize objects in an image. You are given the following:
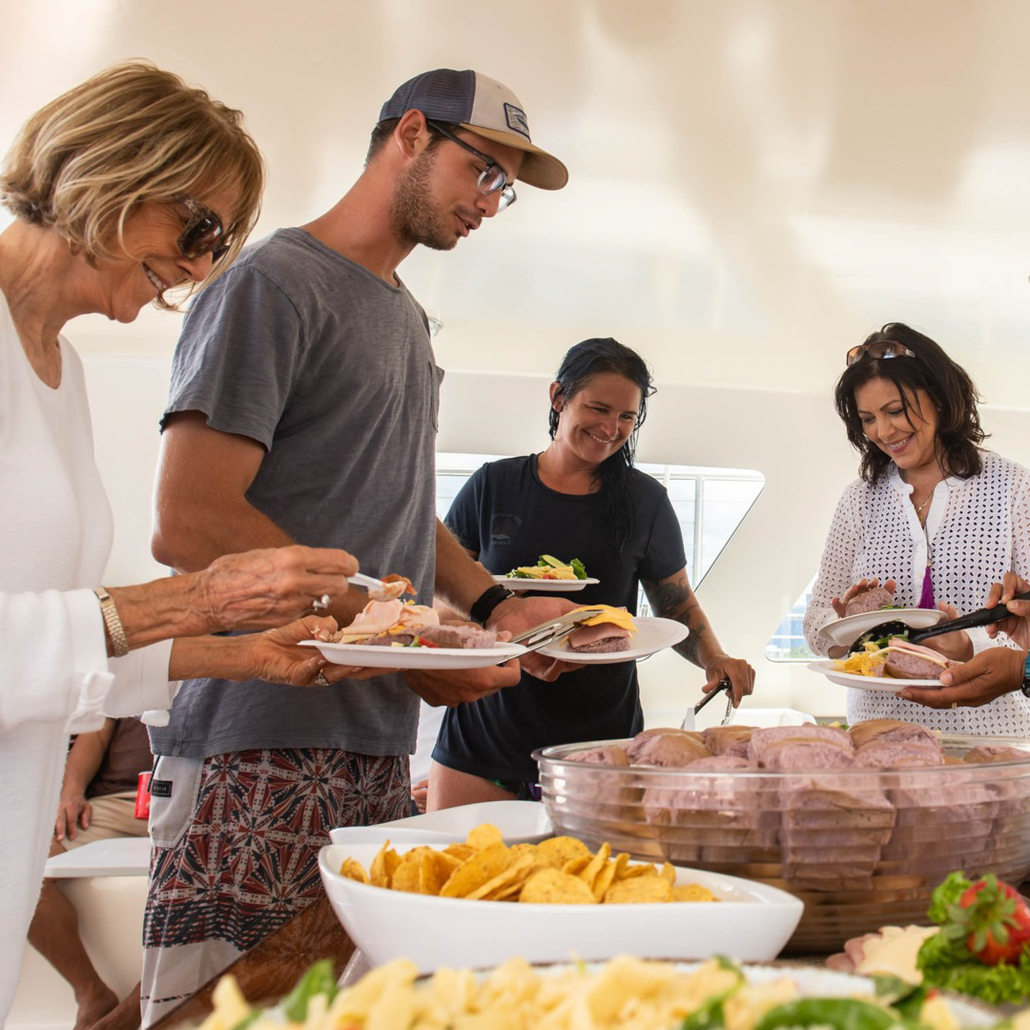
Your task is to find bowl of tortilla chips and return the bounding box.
[317,824,802,972]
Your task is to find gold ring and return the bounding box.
[311,594,330,612]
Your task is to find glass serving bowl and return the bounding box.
[534,734,1030,954]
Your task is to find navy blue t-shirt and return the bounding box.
[434,454,686,782]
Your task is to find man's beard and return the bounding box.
[389,149,457,252]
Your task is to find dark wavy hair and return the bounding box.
[548,338,656,554]
[834,322,986,483]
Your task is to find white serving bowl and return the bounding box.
[329,799,552,847]
[318,841,804,973]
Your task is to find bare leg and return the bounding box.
[89,982,141,1030]
[427,760,516,810]
[27,843,117,1030]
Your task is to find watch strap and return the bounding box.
[1021,651,1030,698]
[93,586,129,658]
[469,583,515,626]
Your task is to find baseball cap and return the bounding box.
[378,68,568,191]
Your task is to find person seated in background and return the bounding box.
[802,323,1030,733]
[429,338,755,810]
[28,718,151,1030]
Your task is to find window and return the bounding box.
[764,575,817,661]
[436,454,764,609]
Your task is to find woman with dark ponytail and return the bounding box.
[429,338,754,809]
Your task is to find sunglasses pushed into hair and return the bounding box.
[175,195,228,262]
[845,340,916,366]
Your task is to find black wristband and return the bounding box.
[469,584,515,626]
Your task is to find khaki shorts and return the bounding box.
[56,791,149,850]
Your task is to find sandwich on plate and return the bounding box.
[562,604,637,654]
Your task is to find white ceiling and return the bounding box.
[5,0,1030,407]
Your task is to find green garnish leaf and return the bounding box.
[570,558,588,580]
[281,959,339,1022]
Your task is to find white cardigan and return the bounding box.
[0,295,175,1020]
[804,451,1030,734]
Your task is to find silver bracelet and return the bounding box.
[93,586,128,658]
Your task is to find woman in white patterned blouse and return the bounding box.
[803,322,1030,734]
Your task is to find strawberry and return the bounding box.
[943,874,1030,965]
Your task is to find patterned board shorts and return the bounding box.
[142,747,409,960]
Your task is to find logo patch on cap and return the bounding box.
[504,103,530,140]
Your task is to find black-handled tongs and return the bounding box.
[905,590,1030,644]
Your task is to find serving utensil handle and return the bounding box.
[907,589,1030,643]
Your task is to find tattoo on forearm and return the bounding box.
[650,580,693,618]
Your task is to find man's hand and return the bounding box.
[984,573,1030,651]
[700,655,755,707]
[55,793,91,842]
[898,646,1026,708]
[403,659,521,706]
[488,595,583,682]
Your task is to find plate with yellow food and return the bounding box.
[536,606,688,663]
[495,554,600,591]
[200,954,1000,1030]
[317,824,802,970]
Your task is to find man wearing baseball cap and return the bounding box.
[139,70,570,1023]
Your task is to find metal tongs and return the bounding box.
[896,589,1030,645]
[506,607,607,658]
[680,678,733,730]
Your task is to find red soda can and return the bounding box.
[134,771,151,819]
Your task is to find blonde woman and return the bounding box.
[0,62,362,1021]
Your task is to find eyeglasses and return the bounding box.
[425,120,517,212]
[175,195,227,261]
[845,341,917,366]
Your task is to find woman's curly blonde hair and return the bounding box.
[0,60,264,303]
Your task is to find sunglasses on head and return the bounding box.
[175,195,228,262]
[845,340,917,366]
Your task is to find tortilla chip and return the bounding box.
[534,836,592,869]
[440,843,513,898]
[338,857,368,883]
[604,876,673,904]
[519,868,595,904]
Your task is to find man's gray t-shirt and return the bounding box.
[149,228,443,760]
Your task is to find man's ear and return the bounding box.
[394,109,429,159]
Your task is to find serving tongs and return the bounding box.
[680,678,733,731]
[505,607,608,658]
[885,590,1030,645]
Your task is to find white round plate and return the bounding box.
[302,640,524,669]
[494,574,600,592]
[808,659,943,692]
[538,616,688,664]
[817,608,945,647]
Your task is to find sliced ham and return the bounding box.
[565,622,631,653]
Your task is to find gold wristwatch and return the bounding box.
[93,586,128,657]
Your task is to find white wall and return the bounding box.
[84,351,1030,723]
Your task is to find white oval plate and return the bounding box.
[301,639,524,669]
[538,616,688,664]
[330,800,552,846]
[319,844,803,972]
[808,659,943,692]
[494,574,600,592]
[817,608,945,647]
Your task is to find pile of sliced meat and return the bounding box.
[561,720,1030,891]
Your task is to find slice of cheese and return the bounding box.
[854,925,938,983]
[569,604,638,635]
